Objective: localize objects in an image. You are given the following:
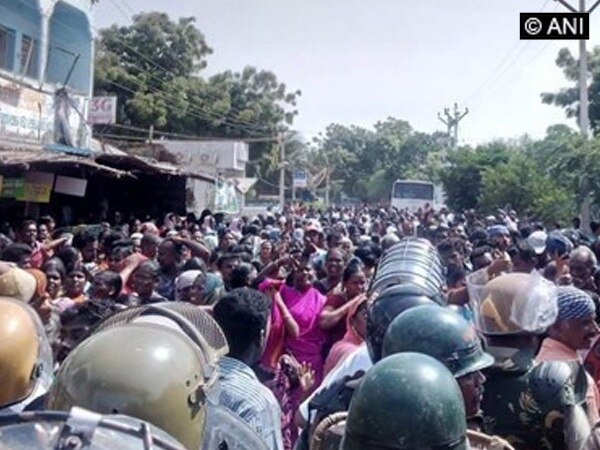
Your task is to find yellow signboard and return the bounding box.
[17,171,55,203]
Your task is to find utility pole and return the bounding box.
[437,103,469,149]
[554,0,599,231]
[278,133,285,211]
[291,165,297,202]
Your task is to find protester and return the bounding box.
[213,288,284,450]
[6,204,600,449]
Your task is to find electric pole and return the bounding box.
[278,133,286,211]
[554,0,599,232]
[437,103,469,149]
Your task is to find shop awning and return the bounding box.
[91,140,215,183]
[0,148,131,178]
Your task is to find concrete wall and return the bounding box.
[159,140,250,214]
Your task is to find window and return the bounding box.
[0,26,16,71]
[20,35,38,78]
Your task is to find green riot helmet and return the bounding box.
[382,304,494,378]
[46,303,228,450]
[342,353,468,450]
[366,284,435,363]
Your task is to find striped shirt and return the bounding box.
[217,356,284,450]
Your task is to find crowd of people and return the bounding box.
[3,204,600,449]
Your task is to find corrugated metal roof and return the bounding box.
[0,146,131,178]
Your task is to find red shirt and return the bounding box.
[30,242,45,269]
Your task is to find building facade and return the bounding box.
[0,0,94,150]
[157,140,254,214]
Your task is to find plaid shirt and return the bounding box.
[218,357,284,450]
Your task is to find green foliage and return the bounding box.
[479,154,575,223]
[439,141,513,211]
[541,47,600,135]
[306,118,447,202]
[94,12,301,185]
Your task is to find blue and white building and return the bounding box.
[0,0,94,151]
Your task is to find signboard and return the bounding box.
[20,171,55,203]
[1,178,25,198]
[293,169,308,188]
[88,96,117,124]
[54,175,87,197]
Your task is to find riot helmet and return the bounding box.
[366,284,435,362]
[342,352,468,450]
[46,303,228,450]
[0,407,186,449]
[382,304,494,378]
[369,237,446,302]
[467,272,558,336]
[0,297,53,412]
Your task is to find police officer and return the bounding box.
[382,304,515,450]
[0,297,53,415]
[366,283,438,363]
[471,272,592,450]
[296,275,440,444]
[45,302,267,450]
[382,304,494,424]
[342,352,469,450]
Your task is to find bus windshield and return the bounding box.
[392,182,434,200]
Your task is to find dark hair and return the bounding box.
[39,216,55,227]
[1,244,32,263]
[182,257,207,272]
[72,230,97,251]
[326,231,343,248]
[446,265,467,287]
[509,241,536,264]
[141,234,161,246]
[133,261,160,280]
[93,270,123,300]
[470,245,492,264]
[55,247,82,274]
[343,260,364,283]
[43,258,66,280]
[102,232,128,252]
[232,244,253,257]
[160,238,186,257]
[591,221,600,234]
[217,253,241,269]
[230,263,256,289]
[213,288,272,359]
[20,219,36,231]
[325,248,344,261]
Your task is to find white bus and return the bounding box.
[390,179,438,211]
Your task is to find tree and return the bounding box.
[94,12,302,189]
[310,118,446,202]
[95,13,300,137]
[439,141,513,211]
[541,47,600,135]
[479,154,575,223]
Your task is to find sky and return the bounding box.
[92,0,600,145]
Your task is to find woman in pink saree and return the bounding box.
[260,259,328,385]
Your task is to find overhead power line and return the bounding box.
[8,0,283,136]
